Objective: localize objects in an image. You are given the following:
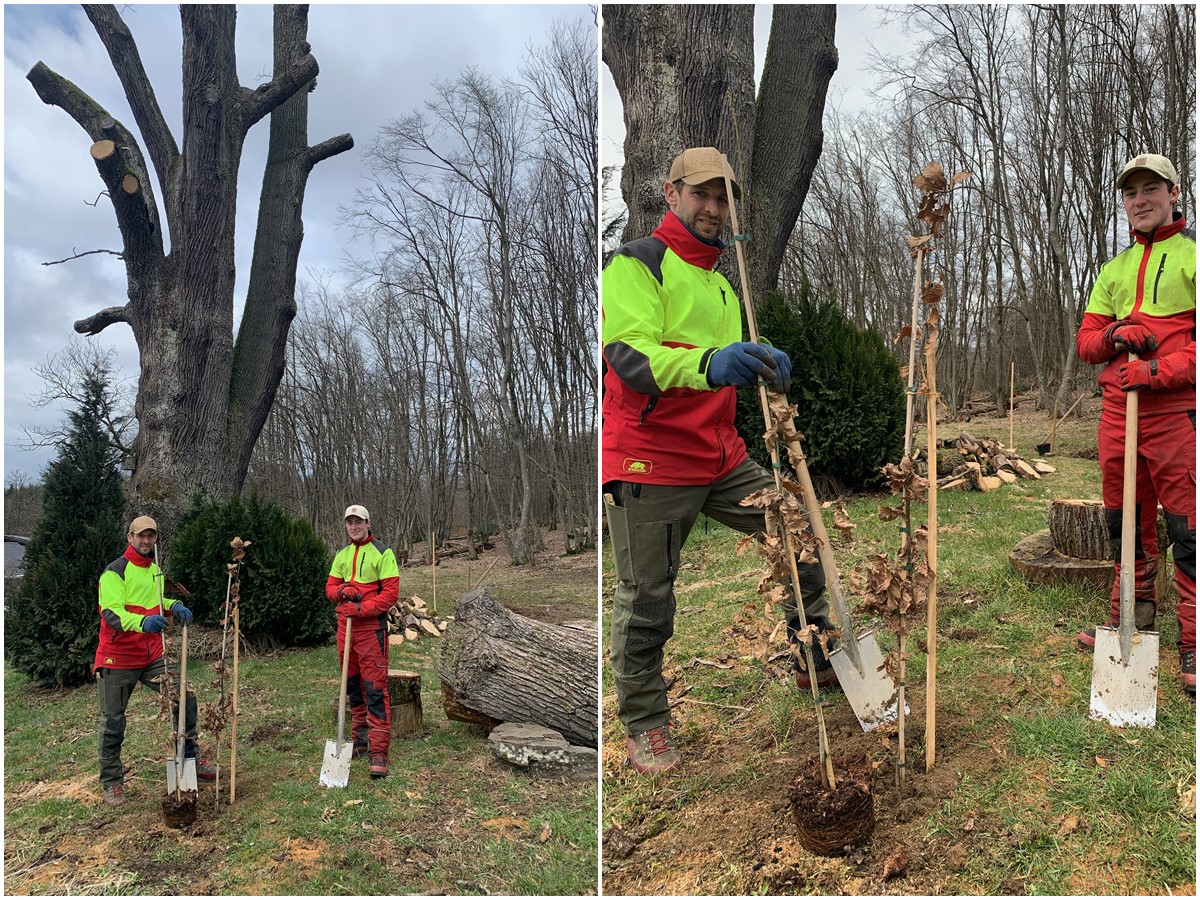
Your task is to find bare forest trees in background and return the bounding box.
[246,20,597,562]
[784,3,1194,417]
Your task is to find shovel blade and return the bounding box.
[320,740,352,788]
[166,758,198,793]
[1089,626,1158,728]
[829,630,901,732]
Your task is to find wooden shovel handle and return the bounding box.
[336,617,353,749]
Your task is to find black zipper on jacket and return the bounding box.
[638,396,659,426]
[665,523,675,580]
[1152,254,1166,305]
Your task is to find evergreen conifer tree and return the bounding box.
[4,368,126,687]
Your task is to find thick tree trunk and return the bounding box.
[604,5,835,301]
[30,4,350,530]
[438,588,597,748]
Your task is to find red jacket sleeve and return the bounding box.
[1077,312,1120,365]
[358,576,399,617]
[325,575,344,604]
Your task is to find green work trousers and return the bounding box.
[604,457,830,735]
[97,658,197,789]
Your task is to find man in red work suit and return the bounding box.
[326,505,401,777]
[1075,153,1195,695]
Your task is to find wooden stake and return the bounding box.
[903,248,926,456]
[1009,361,1015,452]
[230,601,239,804]
[925,317,940,771]
[722,153,836,790]
[431,532,437,616]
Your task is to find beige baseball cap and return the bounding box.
[344,505,370,521]
[668,147,742,200]
[128,515,158,535]
[1116,153,1178,189]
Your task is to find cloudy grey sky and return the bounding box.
[3,2,593,484]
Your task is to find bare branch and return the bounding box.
[307,133,355,168]
[82,4,180,205]
[241,52,320,128]
[42,248,124,267]
[74,306,130,336]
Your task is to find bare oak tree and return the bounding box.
[28,4,352,528]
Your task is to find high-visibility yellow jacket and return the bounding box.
[325,534,400,625]
[602,211,749,484]
[94,545,183,671]
[1077,215,1195,417]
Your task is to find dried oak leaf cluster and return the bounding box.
[735,394,856,653]
[849,458,933,682]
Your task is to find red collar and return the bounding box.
[652,212,725,270]
[1132,214,1187,245]
[124,544,153,568]
[352,532,374,547]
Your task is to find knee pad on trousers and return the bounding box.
[1165,510,1196,583]
[622,591,676,658]
[1106,506,1148,559]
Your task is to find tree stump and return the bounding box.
[388,669,423,738]
[438,588,597,748]
[1010,530,1111,593]
[1048,500,1109,560]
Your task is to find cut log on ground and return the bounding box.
[388,669,423,738]
[438,587,597,748]
[487,722,597,781]
[1048,500,1110,560]
[1010,530,1111,593]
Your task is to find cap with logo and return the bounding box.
[668,147,742,200]
[129,515,158,535]
[1116,153,1178,190]
[344,505,370,521]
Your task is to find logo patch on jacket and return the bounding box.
[623,458,653,475]
[104,657,115,665]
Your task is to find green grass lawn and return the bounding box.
[601,415,1196,895]
[4,601,598,895]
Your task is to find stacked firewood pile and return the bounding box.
[386,595,449,645]
[928,432,1056,491]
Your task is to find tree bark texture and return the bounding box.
[1047,499,1109,560]
[387,668,423,738]
[603,4,836,302]
[28,4,351,528]
[438,588,597,748]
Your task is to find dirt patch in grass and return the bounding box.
[603,672,1006,895]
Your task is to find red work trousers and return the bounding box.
[337,614,391,756]
[1099,407,1196,651]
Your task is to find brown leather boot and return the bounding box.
[626,724,681,774]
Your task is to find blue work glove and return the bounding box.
[706,342,778,389]
[170,603,193,625]
[142,614,168,634]
[762,345,792,394]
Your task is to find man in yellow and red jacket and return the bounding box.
[95,516,216,806]
[1075,153,1195,694]
[603,148,834,774]
[325,505,400,778]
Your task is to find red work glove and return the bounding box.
[1105,321,1159,355]
[1118,359,1155,392]
[338,584,362,603]
[335,600,360,617]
